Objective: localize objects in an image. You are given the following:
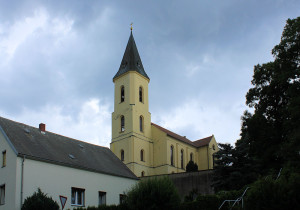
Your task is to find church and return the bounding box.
[110,30,219,178]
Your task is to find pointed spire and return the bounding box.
[113,31,149,81]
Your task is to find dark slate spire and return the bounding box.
[113,31,150,81]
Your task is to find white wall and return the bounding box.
[16,158,137,209]
[0,130,18,210]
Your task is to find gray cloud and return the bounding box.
[0,0,299,146]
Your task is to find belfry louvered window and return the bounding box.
[139,86,143,102]
[121,86,125,102]
[121,116,125,132]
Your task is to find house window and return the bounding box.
[213,144,216,150]
[121,116,125,132]
[141,171,145,177]
[170,145,174,166]
[120,194,126,204]
[0,185,5,205]
[121,86,125,102]
[139,116,144,132]
[2,151,6,167]
[71,187,85,206]
[181,149,184,169]
[139,86,143,102]
[99,191,106,205]
[121,150,124,161]
[140,149,144,161]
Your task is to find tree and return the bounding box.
[212,143,236,191]
[125,176,180,210]
[245,17,300,173]
[22,188,59,210]
[186,160,198,172]
[214,16,300,193]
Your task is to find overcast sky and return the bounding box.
[0,0,299,147]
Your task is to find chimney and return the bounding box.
[39,123,46,132]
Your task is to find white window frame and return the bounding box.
[0,184,5,205]
[71,187,85,206]
[99,191,106,205]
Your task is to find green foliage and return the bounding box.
[125,176,180,210]
[213,16,300,193]
[21,188,59,210]
[244,169,300,210]
[244,16,300,173]
[186,160,198,172]
[184,188,199,202]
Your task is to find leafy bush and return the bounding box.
[186,161,198,172]
[244,170,300,210]
[125,176,180,210]
[21,188,59,210]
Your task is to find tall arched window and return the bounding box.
[121,149,124,161]
[170,145,174,166]
[141,171,145,177]
[139,86,143,102]
[140,149,144,161]
[121,116,125,132]
[190,153,193,162]
[181,149,184,169]
[139,115,144,132]
[120,86,125,102]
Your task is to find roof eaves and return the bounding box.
[17,153,139,180]
[0,125,18,155]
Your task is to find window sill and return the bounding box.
[71,204,85,207]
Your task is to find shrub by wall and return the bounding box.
[21,188,59,210]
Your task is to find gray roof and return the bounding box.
[0,116,138,180]
[113,31,150,81]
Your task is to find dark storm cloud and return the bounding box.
[0,0,299,145]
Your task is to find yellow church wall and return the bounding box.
[197,146,210,170]
[131,136,154,177]
[112,71,154,177]
[165,136,199,174]
[151,126,167,166]
[197,136,218,170]
[111,33,218,177]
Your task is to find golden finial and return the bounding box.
[130,23,133,31]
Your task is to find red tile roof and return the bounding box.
[151,123,212,148]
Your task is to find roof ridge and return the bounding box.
[151,122,213,148]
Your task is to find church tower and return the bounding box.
[110,30,153,177]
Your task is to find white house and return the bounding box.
[0,116,138,210]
